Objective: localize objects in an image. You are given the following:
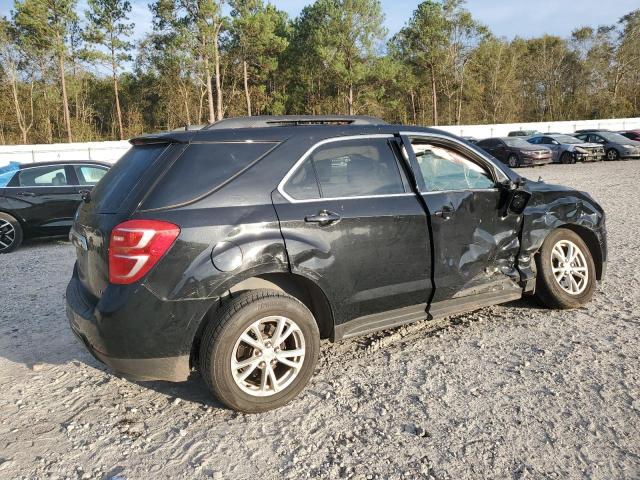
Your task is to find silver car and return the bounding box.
[528,134,604,164]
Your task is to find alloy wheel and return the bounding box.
[0,219,16,252]
[550,239,589,295]
[607,149,618,161]
[231,316,306,397]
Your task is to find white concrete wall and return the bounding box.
[1,117,639,167]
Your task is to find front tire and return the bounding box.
[534,229,596,309]
[199,289,320,413]
[560,152,574,164]
[508,154,520,168]
[0,213,23,253]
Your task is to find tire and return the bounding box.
[606,148,619,161]
[199,289,320,413]
[560,152,574,164]
[0,212,23,253]
[508,154,519,168]
[534,228,596,309]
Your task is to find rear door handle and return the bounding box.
[434,205,454,220]
[305,210,341,226]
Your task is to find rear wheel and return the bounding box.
[606,148,619,161]
[560,152,574,164]
[535,229,596,309]
[0,213,23,253]
[508,154,519,168]
[199,289,320,413]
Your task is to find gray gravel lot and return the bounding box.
[0,161,639,480]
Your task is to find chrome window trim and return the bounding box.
[277,134,410,204]
[400,131,509,183]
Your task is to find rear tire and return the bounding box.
[560,152,574,164]
[534,228,596,309]
[0,213,23,253]
[199,289,320,413]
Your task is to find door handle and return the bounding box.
[434,205,454,220]
[16,191,37,197]
[304,210,341,226]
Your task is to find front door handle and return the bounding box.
[16,191,37,197]
[434,205,454,220]
[305,210,341,226]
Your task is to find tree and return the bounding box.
[230,0,288,116]
[83,0,133,139]
[13,0,77,142]
[0,18,35,143]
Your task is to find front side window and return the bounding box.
[74,165,108,185]
[284,137,405,200]
[18,165,68,186]
[410,140,495,192]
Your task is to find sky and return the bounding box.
[1,0,638,43]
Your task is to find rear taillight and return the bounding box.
[109,220,180,284]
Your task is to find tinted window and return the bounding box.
[74,165,108,185]
[143,142,276,209]
[528,137,540,144]
[92,144,169,213]
[295,138,405,198]
[285,158,320,200]
[18,165,68,186]
[411,142,494,192]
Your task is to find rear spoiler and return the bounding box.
[129,134,190,145]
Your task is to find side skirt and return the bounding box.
[334,287,522,341]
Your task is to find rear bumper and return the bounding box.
[66,265,212,381]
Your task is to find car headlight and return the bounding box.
[575,147,588,154]
[623,144,636,149]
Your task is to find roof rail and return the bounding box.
[205,115,387,130]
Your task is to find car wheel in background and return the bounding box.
[560,152,574,164]
[534,228,596,309]
[0,213,23,254]
[199,289,320,413]
[508,154,519,168]
[606,148,619,161]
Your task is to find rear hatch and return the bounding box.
[72,141,184,298]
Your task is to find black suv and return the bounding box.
[66,116,607,412]
[0,161,110,252]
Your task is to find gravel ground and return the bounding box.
[1,161,639,480]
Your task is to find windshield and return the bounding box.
[553,135,582,144]
[599,132,635,143]
[503,138,534,148]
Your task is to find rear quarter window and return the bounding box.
[141,142,277,210]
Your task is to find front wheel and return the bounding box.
[508,154,520,168]
[199,289,320,413]
[560,152,574,164]
[0,213,23,253]
[535,229,596,309]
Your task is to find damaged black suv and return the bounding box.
[66,116,607,412]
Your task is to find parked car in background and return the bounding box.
[476,137,553,167]
[66,115,606,412]
[574,129,611,134]
[619,130,640,142]
[0,161,110,253]
[508,130,540,137]
[527,134,604,163]
[462,136,478,144]
[574,131,640,161]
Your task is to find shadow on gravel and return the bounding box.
[134,374,227,409]
[18,236,70,250]
[503,296,547,310]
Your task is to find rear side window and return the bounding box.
[92,144,169,213]
[74,165,108,185]
[283,138,405,200]
[142,142,276,209]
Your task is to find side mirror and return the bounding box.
[508,190,531,214]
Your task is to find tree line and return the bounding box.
[1,0,639,145]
